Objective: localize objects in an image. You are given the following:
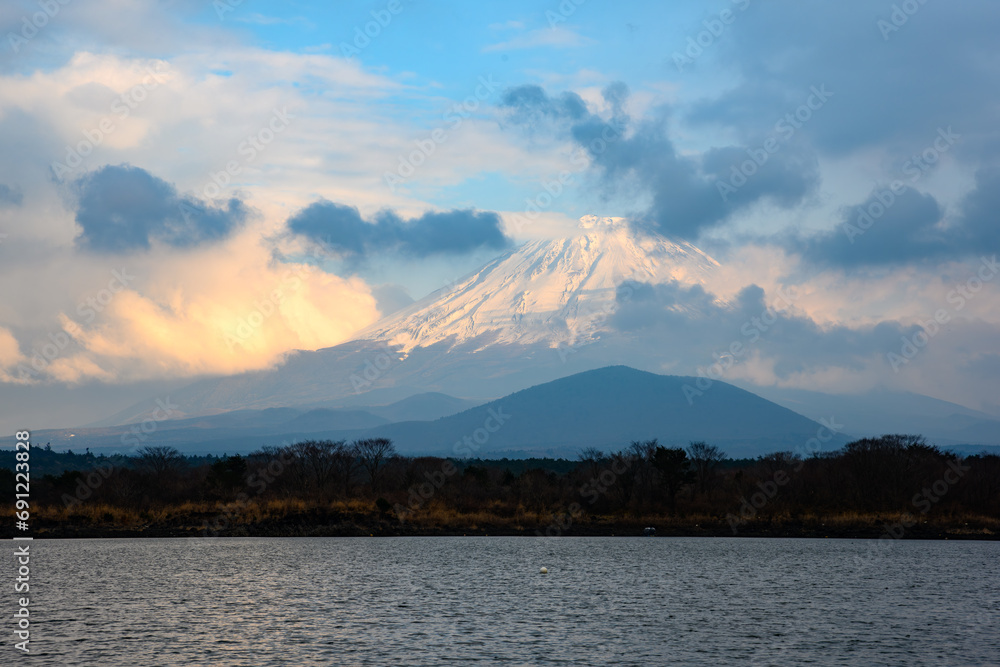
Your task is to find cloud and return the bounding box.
[488,20,525,31]
[0,326,26,383]
[483,27,595,52]
[286,201,513,259]
[370,283,415,316]
[797,167,1000,268]
[42,232,380,383]
[498,84,589,127]
[0,183,22,206]
[73,164,248,252]
[236,14,310,27]
[599,258,1000,411]
[610,279,904,380]
[500,83,820,240]
[0,1,236,76]
[797,187,944,268]
[952,166,1000,253]
[684,0,1000,159]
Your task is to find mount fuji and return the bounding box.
[357,215,718,352]
[101,216,723,423]
[55,214,999,456]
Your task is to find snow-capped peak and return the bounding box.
[577,214,628,230]
[357,216,719,352]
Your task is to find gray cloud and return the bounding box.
[498,84,588,128]
[797,167,1000,268]
[500,83,821,240]
[952,166,1000,253]
[73,164,248,253]
[286,201,512,259]
[685,0,1000,160]
[0,183,22,207]
[501,1,1000,263]
[370,283,415,316]
[681,1,1000,267]
[610,279,907,380]
[797,187,944,268]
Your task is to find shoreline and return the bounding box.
[8,516,998,540]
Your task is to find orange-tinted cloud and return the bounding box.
[48,233,380,382]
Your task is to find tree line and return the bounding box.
[5,434,998,528]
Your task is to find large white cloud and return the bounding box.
[46,231,380,382]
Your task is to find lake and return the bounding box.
[16,537,1000,665]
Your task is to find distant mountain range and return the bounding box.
[6,367,853,458]
[742,384,1000,450]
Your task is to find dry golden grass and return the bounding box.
[11,499,999,536]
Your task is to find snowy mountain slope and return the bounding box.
[356,216,719,351]
[71,213,1000,450]
[95,216,720,422]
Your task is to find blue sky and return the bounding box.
[0,0,998,431]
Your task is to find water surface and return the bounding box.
[16,537,1000,665]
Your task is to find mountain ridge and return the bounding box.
[6,367,849,458]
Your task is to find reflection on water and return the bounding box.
[19,537,1000,666]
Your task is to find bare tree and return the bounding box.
[686,441,726,495]
[628,440,658,505]
[289,440,358,499]
[334,443,360,498]
[137,445,185,478]
[652,446,694,513]
[609,448,640,511]
[578,447,607,479]
[353,438,397,492]
[108,468,143,508]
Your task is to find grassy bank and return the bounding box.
[5,498,998,540]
